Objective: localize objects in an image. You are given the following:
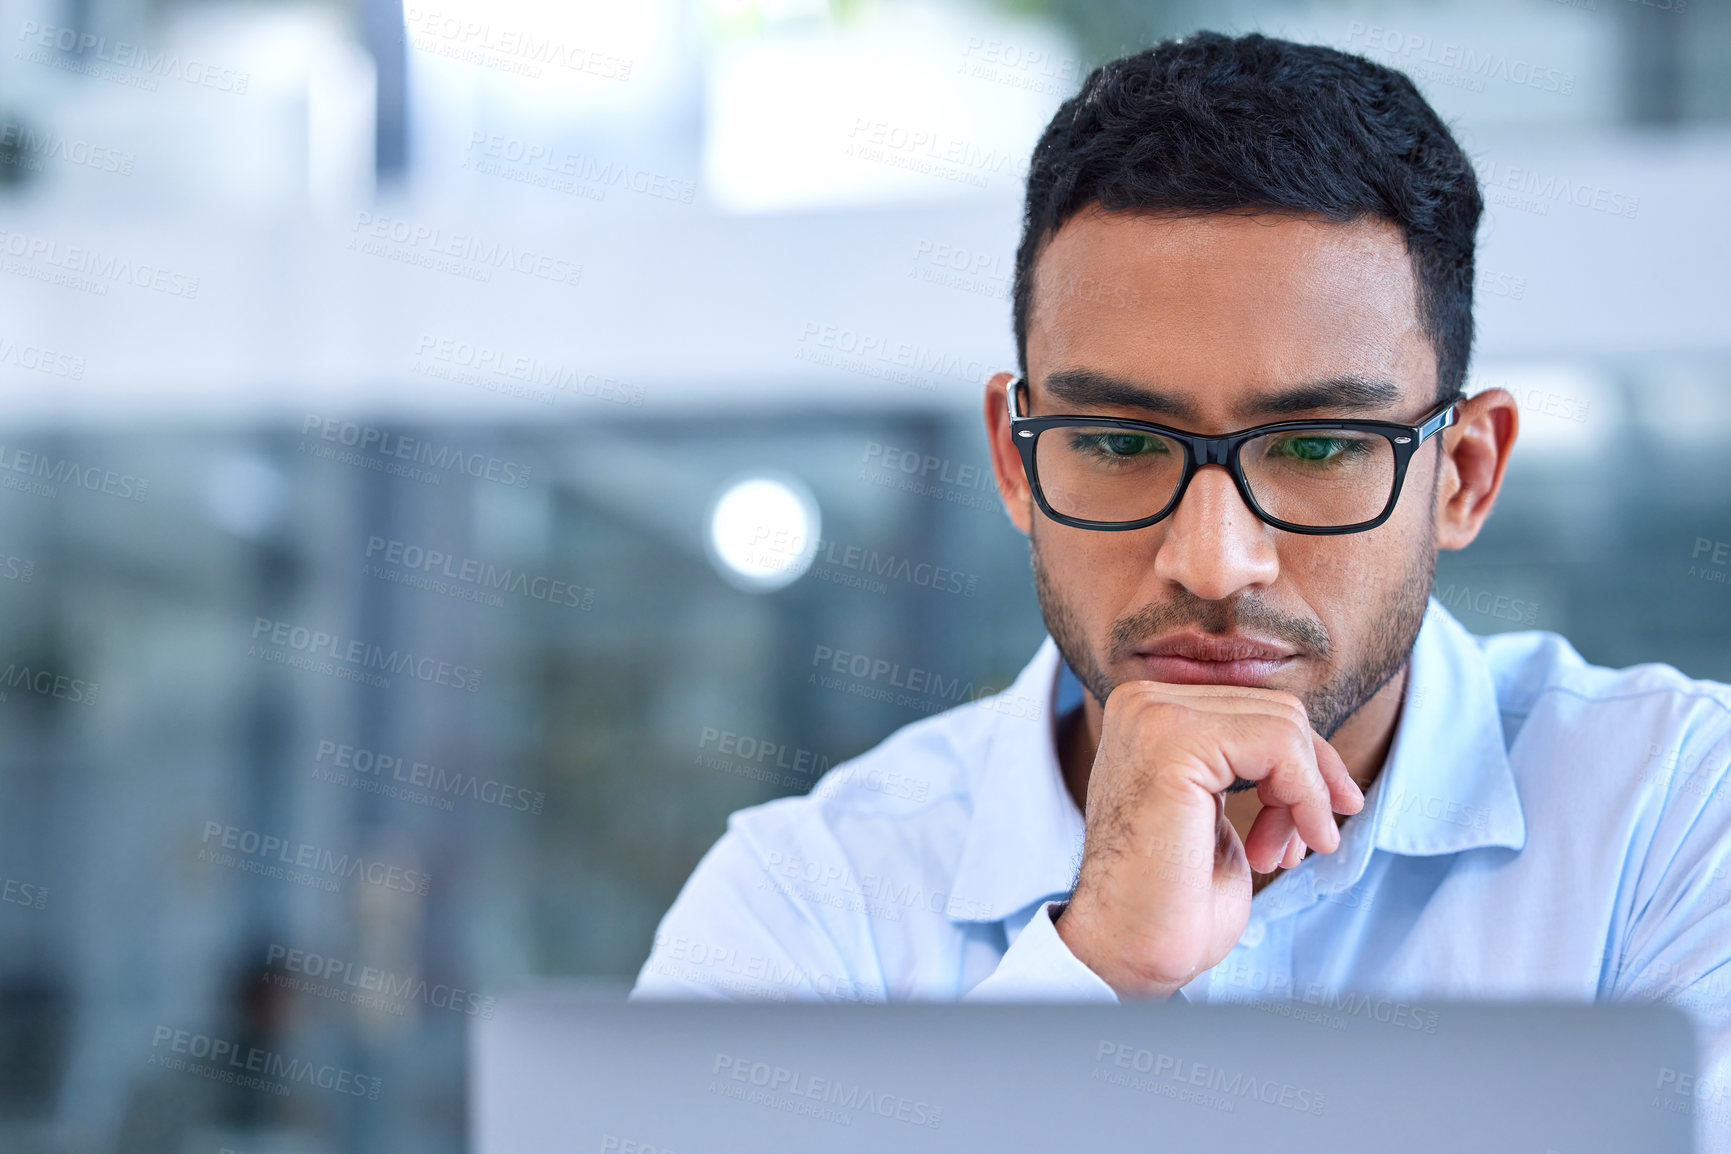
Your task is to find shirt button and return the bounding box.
[1240,921,1266,948]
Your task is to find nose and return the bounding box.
[1151,464,1281,602]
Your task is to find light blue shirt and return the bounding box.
[634,599,1731,1151]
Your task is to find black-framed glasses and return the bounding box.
[1006,377,1459,535]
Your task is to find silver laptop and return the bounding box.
[473,985,1699,1153]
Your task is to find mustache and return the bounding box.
[1106,589,1332,663]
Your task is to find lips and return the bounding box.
[1129,632,1299,686]
[1137,633,1297,662]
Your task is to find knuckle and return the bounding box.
[1266,690,1308,724]
[1100,680,1142,716]
[1108,684,1185,726]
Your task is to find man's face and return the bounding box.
[1000,207,1444,741]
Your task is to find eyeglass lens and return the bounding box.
[1033,425,1397,528]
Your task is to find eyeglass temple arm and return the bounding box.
[1418,398,1460,441]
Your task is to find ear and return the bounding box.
[983,371,1034,536]
[1435,387,1518,551]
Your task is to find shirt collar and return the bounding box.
[1369,597,1528,856]
[1254,597,1528,920]
[947,598,1528,925]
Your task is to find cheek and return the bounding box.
[1281,536,1392,616]
[1039,522,1155,604]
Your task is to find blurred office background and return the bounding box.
[0,0,1727,1150]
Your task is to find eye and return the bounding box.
[1265,434,1369,463]
[1069,432,1168,459]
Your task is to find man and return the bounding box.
[634,29,1731,1139]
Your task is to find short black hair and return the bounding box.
[1013,31,1482,404]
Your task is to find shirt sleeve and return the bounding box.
[1607,722,1731,1154]
[961,901,1119,1002]
[630,814,1151,1004]
[631,801,1183,1005]
[629,821,888,1004]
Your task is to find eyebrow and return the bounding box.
[1040,368,1405,423]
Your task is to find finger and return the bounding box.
[1244,803,1297,874]
[1312,732,1364,816]
[1241,721,1340,854]
[1132,696,1338,852]
[1281,831,1307,870]
[1123,680,1309,706]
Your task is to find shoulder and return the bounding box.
[1474,627,1731,816]
[720,697,996,871]
[1477,626,1731,736]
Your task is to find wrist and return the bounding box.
[1053,899,1189,1001]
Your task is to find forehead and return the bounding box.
[1024,208,1435,419]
